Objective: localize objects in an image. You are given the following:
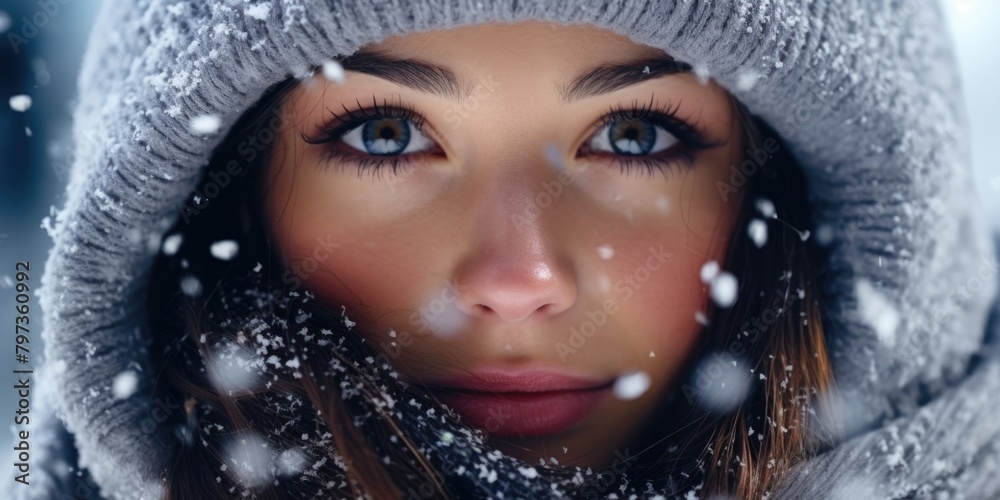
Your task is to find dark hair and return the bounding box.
[147,74,840,499]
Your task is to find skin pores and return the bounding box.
[264,21,743,468]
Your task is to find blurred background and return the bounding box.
[0,0,997,455]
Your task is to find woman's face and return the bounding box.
[265,21,743,468]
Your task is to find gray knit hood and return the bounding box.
[9,0,1000,499]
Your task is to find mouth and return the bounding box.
[423,369,615,437]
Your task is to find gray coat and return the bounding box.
[5,0,1000,498]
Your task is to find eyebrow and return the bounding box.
[337,50,691,102]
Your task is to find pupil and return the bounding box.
[363,118,410,155]
[610,119,654,155]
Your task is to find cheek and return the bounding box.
[278,219,453,336]
[605,244,709,347]
[593,197,735,382]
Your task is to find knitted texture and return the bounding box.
[6,0,1000,498]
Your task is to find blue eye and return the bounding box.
[302,96,443,179]
[577,97,722,179]
[587,118,679,156]
[341,117,435,156]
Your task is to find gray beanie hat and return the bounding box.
[9,0,1000,499]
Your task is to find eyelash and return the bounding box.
[302,96,433,181]
[584,96,721,179]
[301,94,721,181]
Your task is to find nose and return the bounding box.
[452,169,577,322]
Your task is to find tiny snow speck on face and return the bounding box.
[695,310,709,325]
[543,142,566,171]
[596,244,614,260]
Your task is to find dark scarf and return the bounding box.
[174,268,703,499]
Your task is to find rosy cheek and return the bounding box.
[613,248,705,325]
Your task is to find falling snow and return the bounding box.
[181,275,203,297]
[695,311,709,325]
[692,64,711,85]
[855,279,900,347]
[614,371,651,400]
[654,195,671,214]
[210,239,240,260]
[748,219,768,247]
[543,143,566,171]
[189,114,222,135]
[691,355,751,412]
[710,272,738,308]
[111,370,139,400]
[222,431,273,488]
[8,94,31,112]
[735,71,760,91]
[596,244,614,260]
[700,261,720,284]
[321,60,346,84]
[755,198,776,218]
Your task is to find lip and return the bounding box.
[424,369,614,437]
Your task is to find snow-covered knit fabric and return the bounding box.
[6,0,1000,498]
